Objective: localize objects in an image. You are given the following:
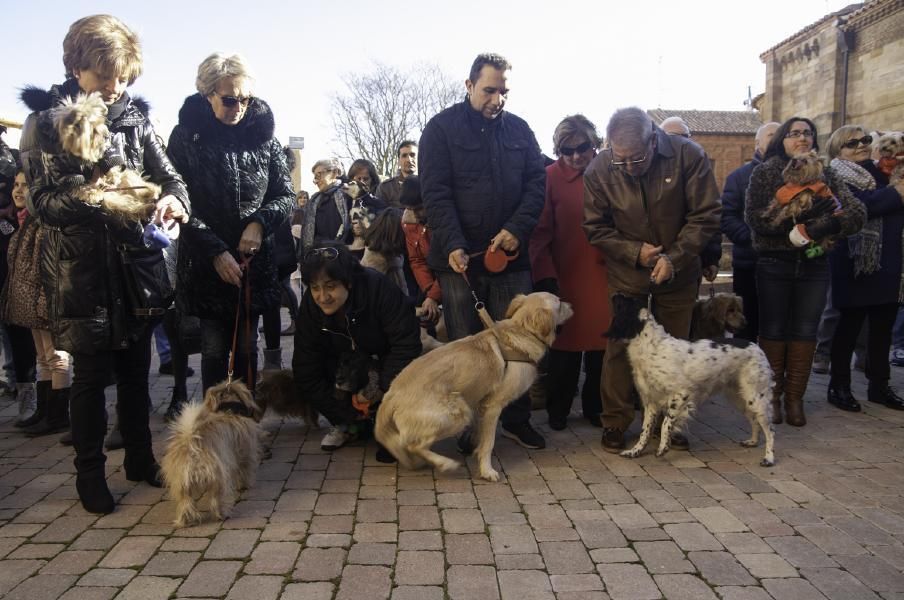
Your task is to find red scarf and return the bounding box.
[774,181,833,206]
[878,155,902,177]
[16,208,28,227]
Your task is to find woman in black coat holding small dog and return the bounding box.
[168,52,294,395]
[745,116,864,427]
[293,242,421,452]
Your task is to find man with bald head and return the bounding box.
[720,121,780,342]
[660,116,692,138]
[584,107,721,452]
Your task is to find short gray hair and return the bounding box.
[195,52,254,96]
[313,158,343,176]
[606,107,653,149]
[553,114,601,156]
[827,125,865,160]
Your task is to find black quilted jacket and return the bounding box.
[167,94,294,320]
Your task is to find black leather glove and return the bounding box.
[804,216,842,241]
[798,196,835,222]
[534,277,559,295]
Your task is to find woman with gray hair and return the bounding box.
[825,125,904,413]
[529,114,608,430]
[298,157,352,256]
[168,52,294,394]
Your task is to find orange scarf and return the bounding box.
[774,181,832,206]
[878,156,902,177]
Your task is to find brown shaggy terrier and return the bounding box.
[160,380,263,527]
[690,293,746,341]
[875,131,904,185]
[254,369,316,425]
[766,150,829,224]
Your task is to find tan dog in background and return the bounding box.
[375,292,572,481]
[690,293,746,340]
[160,380,263,527]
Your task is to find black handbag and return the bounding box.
[118,245,174,318]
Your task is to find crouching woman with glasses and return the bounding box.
[293,243,421,453]
[745,117,865,427]
[825,126,904,413]
[167,53,294,394]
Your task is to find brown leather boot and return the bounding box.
[784,340,817,427]
[758,338,787,424]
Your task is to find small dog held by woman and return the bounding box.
[160,380,263,527]
[606,295,775,467]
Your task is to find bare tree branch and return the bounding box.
[330,62,461,178]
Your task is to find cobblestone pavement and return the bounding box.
[2,340,904,600]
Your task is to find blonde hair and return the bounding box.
[195,53,254,97]
[827,124,865,160]
[63,15,143,84]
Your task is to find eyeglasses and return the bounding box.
[217,94,252,108]
[304,246,339,262]
[841,135,873,149]
[785,129,814,139]
[313,170,330,180]
[559,141,593,156]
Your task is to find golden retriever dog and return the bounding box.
[375,292,573,481]
[160,380,263,527]
[56,92,161,223]
[690,293,746,340]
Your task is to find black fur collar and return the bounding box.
[20,82,151,118]
[176,93,275,149]
[215,400,254,418]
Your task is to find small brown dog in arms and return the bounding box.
[160,380,264,527]
[375,292,573,482]
[690,293,746,340]
[54,92,160,222]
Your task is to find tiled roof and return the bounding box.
[647,110,762,135]
[759,3,863,59]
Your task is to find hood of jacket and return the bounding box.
[20,81,151,126]
[176,93,275,150]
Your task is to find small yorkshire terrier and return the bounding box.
[875,131,904,185]
[160,380,263,527]
[55,92,160,223]
[254,369,316,424]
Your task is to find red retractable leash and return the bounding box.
[226,255,254,387]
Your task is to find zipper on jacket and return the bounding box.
[638,179,659,246]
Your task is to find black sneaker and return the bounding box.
[601,427,625,453]
[548,414,567,431]
[158,362,195,377]
[501,422,546,449]
[828,385,862,412]
[868,384,904,410]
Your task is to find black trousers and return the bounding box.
[732,266,759,342]
[70,326,153,477]
[545,349,603,421]
[830,303,898,387]
[6,324,36,383]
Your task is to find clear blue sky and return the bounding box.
[2,0,851,190]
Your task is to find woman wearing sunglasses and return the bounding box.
[168,53,294,394]
[529,115,608,430]
[293,242,421,452]
[824,126,904,413]
[745,117,865,426]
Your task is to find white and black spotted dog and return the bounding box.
[606,295,776,467]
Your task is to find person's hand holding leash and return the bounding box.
[214,251,243,287]
[651,255,674,285]
[448,249,469,273]
[638,243,663,268]
[239,221,263,256]
[489,228,519,253]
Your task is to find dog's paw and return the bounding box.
[655,445,670,458]
[759,457,775,467]
[433,456,461,473]
[479,468,501,482]
[620,448,642,459]
[740,439,758,448]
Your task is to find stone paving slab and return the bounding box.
[2,347,904,598]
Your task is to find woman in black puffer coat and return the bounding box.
[19,15,190,515]
[167,53,294,394]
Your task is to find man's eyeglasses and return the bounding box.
[313,170,329,180]
[304,246,339,262]
[218,94,252,108]
[785,129,814,139]
[559,141,593,156]
[841,135,873,149]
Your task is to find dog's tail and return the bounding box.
[374,396,417,470]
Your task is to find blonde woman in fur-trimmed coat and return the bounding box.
[745,116,864,427]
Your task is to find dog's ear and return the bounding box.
[505,294,528,319]
[520,305,556,344]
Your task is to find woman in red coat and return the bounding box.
[530,115,609,430]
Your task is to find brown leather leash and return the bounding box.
[459,270,494,330]
[226,255,253,387]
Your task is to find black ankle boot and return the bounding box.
[124,455,163,487]
[25,387,71,436]
[164,388,188,423]
[76,473,115,514]
[827,384,862,412]
[868,384,904,410]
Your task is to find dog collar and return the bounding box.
[216,401,254,418]
[491,330,540,366]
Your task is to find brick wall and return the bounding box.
[694,134,756,193]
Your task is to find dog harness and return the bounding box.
[490,329,540,366]
[774,181,833,205]
[215,401,255,418]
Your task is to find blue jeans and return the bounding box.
[893,308,904,350]
[0,323,15,384]
[756,254,829,341]
[153,323,171,365]
[200,315,259,393]
[437,269,533,428]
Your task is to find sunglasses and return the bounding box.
[217,94,252,108]
[304,246,339,262]
[559,141,593,156]
[841,135,873,149]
